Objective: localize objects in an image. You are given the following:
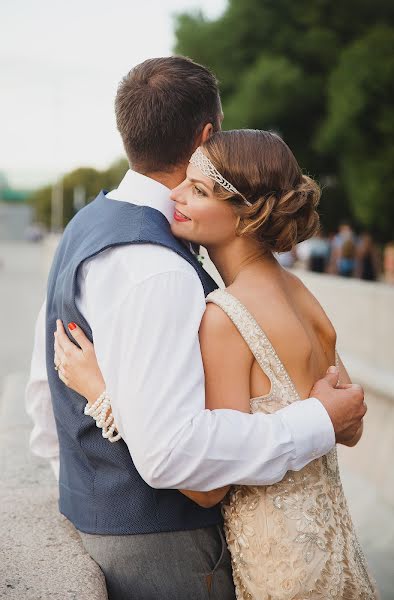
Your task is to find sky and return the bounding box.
[0,0,226,189]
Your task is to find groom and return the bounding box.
[27,56,366,600]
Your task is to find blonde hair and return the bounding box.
[202,130,320,253]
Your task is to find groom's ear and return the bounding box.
[191,122,215,153]
[200,122,214,144]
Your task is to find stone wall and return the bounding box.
[294,270,394,400]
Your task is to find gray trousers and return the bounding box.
[79,525,236,600]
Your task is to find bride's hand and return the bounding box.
[54,320,105,404]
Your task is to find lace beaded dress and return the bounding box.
[207,289,378,600]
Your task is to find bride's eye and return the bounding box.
[193,185,206,197]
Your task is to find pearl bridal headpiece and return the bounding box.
[189,147,252,206]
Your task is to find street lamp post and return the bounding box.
[51,180,63,233]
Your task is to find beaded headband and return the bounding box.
[189,147,252,206]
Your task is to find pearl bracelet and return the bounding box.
[84,390,122,443]
[84,390,107,416]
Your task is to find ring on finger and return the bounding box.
[58,371,68,385]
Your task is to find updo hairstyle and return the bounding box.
[201,129,320,253]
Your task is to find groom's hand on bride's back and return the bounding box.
[311,366,366,446]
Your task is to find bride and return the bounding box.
[54,129,377,599]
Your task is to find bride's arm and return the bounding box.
[55,308,248,508]
[54,320,105,404]
[179,303,253,508]
[54,321,120,437]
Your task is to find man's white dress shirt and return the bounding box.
[25,169,335,490]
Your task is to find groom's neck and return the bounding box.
[135,165,187,190]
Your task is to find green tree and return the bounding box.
[102,158,129,191]
[31,184,52,227]
[31,158,128,228]
[175,0,394,239]
[317,25,394,238]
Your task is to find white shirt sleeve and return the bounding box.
[25,299,60,475]
[87,261,335,491]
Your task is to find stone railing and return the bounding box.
[294,270,394,401]
[0,371,108,600]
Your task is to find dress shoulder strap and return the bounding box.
[206,289,275,373]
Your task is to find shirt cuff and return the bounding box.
[280,397,335,470]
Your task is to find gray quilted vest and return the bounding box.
[46,191,221,534]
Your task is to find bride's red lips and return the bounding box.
[174,209,191,222]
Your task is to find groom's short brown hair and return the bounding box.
[115,56,221,172]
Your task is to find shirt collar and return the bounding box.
[106,169,175,224]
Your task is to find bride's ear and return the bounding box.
[235,215,242,234]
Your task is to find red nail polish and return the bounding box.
[68,322,77,331]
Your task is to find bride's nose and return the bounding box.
[170,184,186,204]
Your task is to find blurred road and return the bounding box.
[0,241,393,599]
[0,242,47,382]
[0,241,108,599]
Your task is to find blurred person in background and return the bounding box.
[24,222,46,243]
[308,228,331,273]
[355,232,380,281]
[329,222,356,277]
[338,236,357,278]
[295,237,312,268]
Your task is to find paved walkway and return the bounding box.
[1,241,393,599]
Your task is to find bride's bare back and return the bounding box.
[199,264,348,414]
[242,268,339,401]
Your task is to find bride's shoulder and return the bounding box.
[201,295,235,335]
[286,271,337,345]
[284,269,309,293]
[201,291,251,348]
[285,269,322,308]
[200,297,253,377]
